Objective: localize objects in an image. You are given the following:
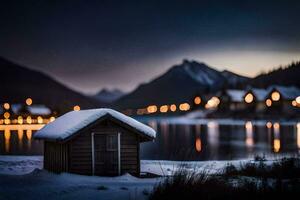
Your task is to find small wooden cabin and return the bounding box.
[34,108,156,176]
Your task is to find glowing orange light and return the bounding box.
[271,91,280,101]
[205,97,220,109]
[170,104,177,112]
[49,116,55,122]
[73,105,80,111]
[3,112,10,119]
[195,138,202,152]
[160,105,168,113]
[18,116,23,124]
[179,103,190,111]
[4,129,11,152]
[4,118,10,125]
[245,121,252,129]
[273,139,280,153]
[26,98,33,106]
[292,100,297,107]
[295,96,300,106]
[245,93,254,103]
[273,122,280,129]
[26,116,32,124]
[194,96,201,105]
[266,122,272,129]
[266,99,272,107]
[37,116,43,124]
[3,103,10,110]
[147,105,157,113]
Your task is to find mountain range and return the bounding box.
[2,56,299,112]
[92,89,124,103]
[114,60,249,109]
[0,57,103,113]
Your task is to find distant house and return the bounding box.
[243,88,270,112]
[219,89,246,111]
[34,108,156,176]
[265,86,300,114]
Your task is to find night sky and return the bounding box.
[1,0,300,94]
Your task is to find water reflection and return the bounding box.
[297,123,300,149]
[0,124,44,155]
[245,121,254,148]
[1,122,300,160]
[4,129,11,153]
[273,122,281,153]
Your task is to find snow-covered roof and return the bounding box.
[226,89,245,102]
[27,105,51,115]
[34,108,156,141]
[269,85,300,100]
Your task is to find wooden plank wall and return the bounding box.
[44,141,69,173]
[45,119,140,176]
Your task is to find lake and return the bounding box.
[1,119,300,160]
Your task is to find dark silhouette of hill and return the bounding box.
[249,61,300,88]
[0,57,103,113]
[115,60,249,109]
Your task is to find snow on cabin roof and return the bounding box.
[226,89,245,102]
[34,108,156,141]
[270,85,300,100]
[27,105,51,115]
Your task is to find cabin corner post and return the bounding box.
[118,132,121,176]
[91,132,95,175]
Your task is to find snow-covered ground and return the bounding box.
[0,156,253,176]
[0,156,288,200]
[0,156,162,200]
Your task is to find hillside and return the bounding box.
[115,60,249,109]
[249,61,300,88]
[0,57,102,113]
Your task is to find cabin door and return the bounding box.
[92,132,121,176]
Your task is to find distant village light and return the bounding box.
[73,105,80,111]
[3,103,10,110]
[266,99,272,107]
[147,105,157,113]
[292,100,297,107]
[18,116,23,124]
[159,105,168,113]
[244,93,254,103]
[296,96,300,104]
[271,91,280,101]
[26,116,32,124]
[26,98,33,106]
[179,103,190,111]
[49,116,55,122]
[194,96,201,105]
[3,112,10,119]
[266,122,272,129]
[37,116,43,124]
[273,122,280,129]
[4,118,10,125]
[170,104,177,112]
